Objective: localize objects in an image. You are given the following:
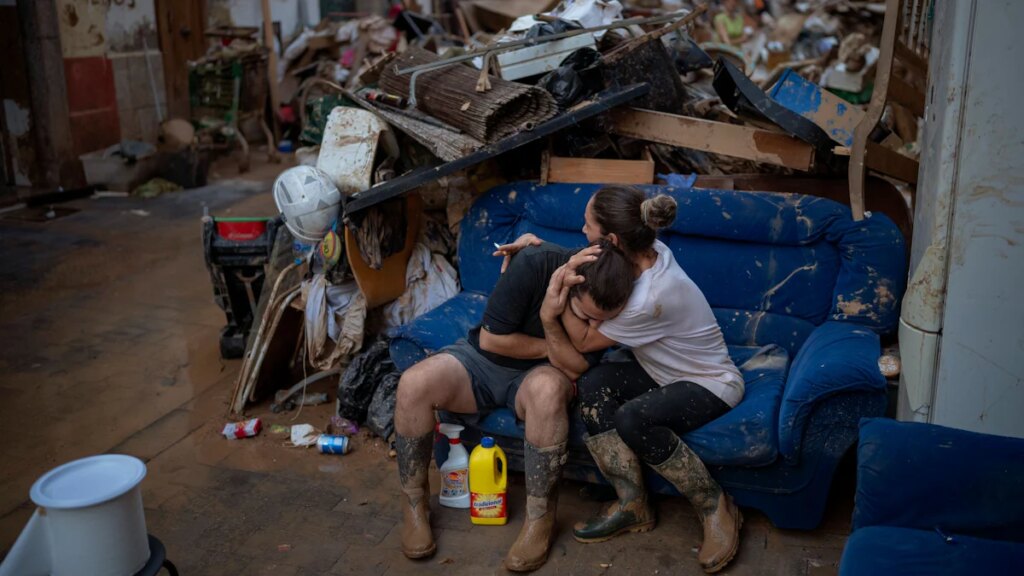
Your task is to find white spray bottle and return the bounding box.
[437,423,470,508]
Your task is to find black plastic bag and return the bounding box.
[337,339,393,422]
[669,37,713,74]
[524,18,581,40]
[366,371,400,440]
[537,48,604,109]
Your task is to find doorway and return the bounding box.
[156,0,207,120]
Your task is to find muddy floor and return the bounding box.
[0,158,852,575]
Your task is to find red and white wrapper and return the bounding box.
[223,418,262,439]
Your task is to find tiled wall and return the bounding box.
[64,56,121,157]
[57,0,168,152]
[111,52,168,143]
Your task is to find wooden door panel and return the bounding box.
[157,0,206,120]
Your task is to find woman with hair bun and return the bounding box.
[496,186,744,573]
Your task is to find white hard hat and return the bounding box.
[272,165,342,244]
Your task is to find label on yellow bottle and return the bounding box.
[470,492,507,519]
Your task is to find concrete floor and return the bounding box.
[0,159,853,575]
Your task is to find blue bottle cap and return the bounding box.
[481,437,495,448]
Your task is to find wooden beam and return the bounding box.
[546,156,654,185]
[609,108,815,171]
[866,141,920,184]
[894,40,928,76]
[888,75,926,117]
[261,0,281,145]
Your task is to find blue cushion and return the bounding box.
[388,292,487,371]
[855,418,1024,542]
[714,308,816,359]
[839,526,1024,576]
[685,345,789,466]
[778,322,885,461]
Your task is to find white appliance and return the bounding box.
[898,0,1024,438]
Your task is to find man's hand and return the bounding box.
[540,265,570,323]
[493,233,542,273]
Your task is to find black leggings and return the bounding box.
[578,360,730,464]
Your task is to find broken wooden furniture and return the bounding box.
[839,418,1024,574]
[343,83,650,215]
[847,0,931,220]
[541,147,655,185]
[379,47,559,143]
[607,55,855,174]
[390,181,908,530]
[610,108,816,171]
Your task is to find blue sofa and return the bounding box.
[390,181,907,530]
[840,418,1024,574]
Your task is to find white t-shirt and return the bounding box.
[598,241,744,407]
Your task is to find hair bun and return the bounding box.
[640,195,678,230]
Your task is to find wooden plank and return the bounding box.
[866,141,920,184]
[888,75,926,117]
[894,40,928,76]
[547,156,654,185]
[261,0,281,143]
[609,108,815,171]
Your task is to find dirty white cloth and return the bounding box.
[598,240,744,407]
[303,275,367,369]
[382,243,459,328]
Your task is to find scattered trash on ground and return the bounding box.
[223,418,262,439]
[132,178,183,199]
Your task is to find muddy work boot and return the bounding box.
[396,432,436,559]
[650,440,742,574]
[573,430,655,543]
[504,441,567,572]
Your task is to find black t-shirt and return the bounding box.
[468,242,603,371]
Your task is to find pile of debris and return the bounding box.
[222,0,927,450]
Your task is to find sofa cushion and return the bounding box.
[778,322,885,462]
[855,418,1024,542]
[447,344,789,467]
[685,345,789,466]
[389,292,487,371]
[839,526,1024,576]
[714,308,817,359]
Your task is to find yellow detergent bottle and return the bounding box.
[469,436,507,525]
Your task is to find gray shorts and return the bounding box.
[439,339,549,421]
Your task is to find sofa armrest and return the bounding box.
[388,292,488,372]
[854,418,1024,542]
[778,322,885,462]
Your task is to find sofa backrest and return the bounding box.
[457,182,906,356]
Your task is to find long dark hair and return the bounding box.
[591,186,677,256]
[570,239,633,311]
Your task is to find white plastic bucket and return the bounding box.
[0,455,150,576]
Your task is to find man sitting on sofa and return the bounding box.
[394,240,632,572]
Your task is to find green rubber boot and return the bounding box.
[573,430,656,543]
